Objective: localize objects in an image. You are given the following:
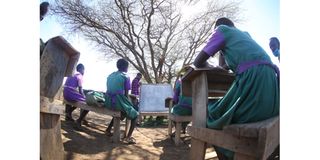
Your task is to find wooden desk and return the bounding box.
[181,67,234,160]
[182,67,279,160]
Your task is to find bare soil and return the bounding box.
[60,109,218,160]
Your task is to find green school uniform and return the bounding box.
[171,80,192,116]
[203,25,279,159]
[104,71,139,120]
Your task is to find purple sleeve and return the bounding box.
[124,76,131,91]
[202,29,225,56]
[173,80,181,104]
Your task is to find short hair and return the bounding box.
[76,63,84,72]
[116,58,129,71]
[214,17,235,28]
[40,2,50,16]
[270,37,280,49]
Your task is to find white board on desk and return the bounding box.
[139,84,173,112]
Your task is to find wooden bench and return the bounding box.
[182,67,279,160]
[63,99,131,143]
[40,36,80,160]
[165,97,192,146]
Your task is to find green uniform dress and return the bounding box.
[202,25,279,159]
[171,80,192,116]
[104,71,139,120]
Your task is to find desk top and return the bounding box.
[181,66,235,97]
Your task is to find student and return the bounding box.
[104,59,139,144]
[269,37,280,61]
[193,17,279,160]
[63,64,89,126]
[171,71,192,134]
[130,73,142,107]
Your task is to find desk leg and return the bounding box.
[40,112,64,160]
[175,122,182,145]
[112,117,121,143]
[190,139,206,160]
[190,72,208,160]
[168,118,172,135]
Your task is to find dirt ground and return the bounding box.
[60,109,218,160]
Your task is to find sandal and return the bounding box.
[125,137,136,144]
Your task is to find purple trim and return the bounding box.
[237,60,280,81]
[106,90,125,110]
[125,76,131,91]
[173,80,181,104]
[202,30,225,57]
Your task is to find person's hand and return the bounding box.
[192,62,213,69]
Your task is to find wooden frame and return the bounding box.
[182,67,279,160]
[165,97,192,146]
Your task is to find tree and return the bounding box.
[52,0,243,84]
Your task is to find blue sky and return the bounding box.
[40,0,279,91]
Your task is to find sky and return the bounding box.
[40,0,280,92]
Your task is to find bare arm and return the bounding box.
[194,51,211,68]
[194,29,225,68]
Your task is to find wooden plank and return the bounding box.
[181,67,234,97]
[40,112,64,160]
[190,72,208,160]
[191,139,206,160]
[50,36,80,76]
[168,119,173,135]
[223,116,279,138]
[175,122,182,145]
[257,116,280,159]
[113,117,121,142]
[40,42,69,98]
[40,96,64,115]
[191,72,208,126]
[64,100,121,117]
[188,126,258,157]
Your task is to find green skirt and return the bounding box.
[207,65,279,159]
[171,104,192,116]
[104,95,139,120]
